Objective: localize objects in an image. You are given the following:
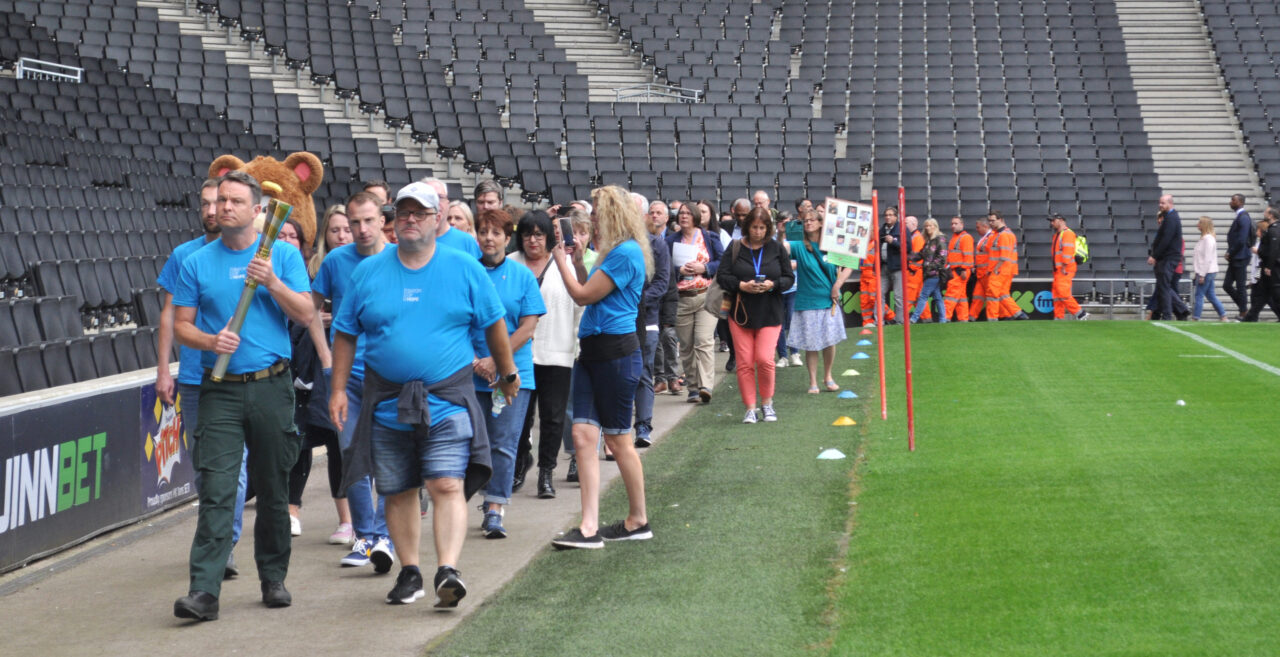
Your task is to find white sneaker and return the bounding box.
[789,352,802,366]
[761,404,778,422]
[369,536,396,574]
[742,408,759,424]
[775,356,789,368]
[289,514,302,537]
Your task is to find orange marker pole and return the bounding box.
[872,191,887,421]
[898,187,915,451]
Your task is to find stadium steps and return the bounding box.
[524,0,657,102]
[134,0,483,190]
[1114,0,1265,252]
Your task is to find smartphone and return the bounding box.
[560,218,575,247]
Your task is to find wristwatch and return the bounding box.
[500,372,518,384]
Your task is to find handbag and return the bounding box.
[703,237,743,318]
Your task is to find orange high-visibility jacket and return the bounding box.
[974,230,994,276]
[991,227,1018,277]
[860,240,879,269]
[906,230,924,274]
[1052,228,1077,275]
[947,231,974,275]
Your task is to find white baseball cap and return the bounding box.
[394,181,440,212]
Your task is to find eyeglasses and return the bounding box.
[522,232,546,240]
[394,209,437,222]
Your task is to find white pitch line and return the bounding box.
[1154,322,1280,377]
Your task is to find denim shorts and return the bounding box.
[370,411,472,495]
[572,348,642,435]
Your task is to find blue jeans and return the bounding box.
[478,388,533,505]
[910,276,947,323]
[337,377,388,540]
[179,382,247,543]
[1193,272,1226,319]
[633,328,659,440]
[777,292,798,357]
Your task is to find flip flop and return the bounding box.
[807,386,820,394]
[825,380,841,392]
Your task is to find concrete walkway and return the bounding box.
[0,358,728,657]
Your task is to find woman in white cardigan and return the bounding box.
[1192,215,1229,321]
[510,211,586,496]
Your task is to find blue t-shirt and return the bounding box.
[437,225,481,258]
[333,246,504,429]
[173,236,310,374]
[472,258,546,392]
[312,243,381,381]
[157,236,212,385]
[579,239,646,337]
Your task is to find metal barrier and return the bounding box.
[14,57,83,83]
[614,83,703,104]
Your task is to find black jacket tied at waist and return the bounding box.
[340,364,492,501]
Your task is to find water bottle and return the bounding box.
[491,389,507,417]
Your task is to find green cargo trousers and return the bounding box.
[188,370,299,597]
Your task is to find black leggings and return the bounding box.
[516,364,573,471]
[286,425,343,506]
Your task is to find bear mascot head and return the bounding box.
[209,152,324,247]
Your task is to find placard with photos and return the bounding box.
[819,197,874,268]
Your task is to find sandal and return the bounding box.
[807,386,820,394]
[824,380,840,392]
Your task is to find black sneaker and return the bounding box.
[386,567,425,605]
[551,528,604,550]
[699,387,712,404]
[598,520,653,542]
[433,566,467,608]
[634,434,652,448]
[566,456,578,483]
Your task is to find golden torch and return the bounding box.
[210,181,293,382]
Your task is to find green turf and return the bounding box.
[831,321,1280,656]
[428,343,869,656]
[430,321,1280,657]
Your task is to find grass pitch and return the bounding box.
[431,321,1280,656]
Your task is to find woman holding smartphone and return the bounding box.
[549,186,654,549]
[717,208,794,423]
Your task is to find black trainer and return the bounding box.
[433,566,467,608]
[551,528,604,550]
[566,456,579,483]
[599,520,654,542]
[634,434,652,448]
[260,581,292,608]
[386,567,424,605]
[174,591,219,621]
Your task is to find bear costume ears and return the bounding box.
[208,152,324,196]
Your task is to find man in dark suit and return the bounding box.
[1147,194,1189,320]
[1224,193,1254,318]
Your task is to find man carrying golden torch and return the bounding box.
[171,171,314,621]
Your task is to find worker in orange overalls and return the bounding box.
[944,216,974,321]
[985,210,1029,320]
[902,215,931,320]
[1049,213,1090,320]
[969,216,992,320]
[859,234,894,326]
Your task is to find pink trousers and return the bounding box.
[729,322,782,408]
